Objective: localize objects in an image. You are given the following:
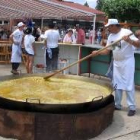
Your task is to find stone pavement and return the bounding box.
[0,64,140,140]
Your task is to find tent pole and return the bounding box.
[92,14,96,45]
[41,18,44,30]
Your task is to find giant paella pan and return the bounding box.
[0,74,114,140]
[0,74,114,113]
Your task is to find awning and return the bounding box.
[0,0,94,20]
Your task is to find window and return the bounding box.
[4,21,9,24]
[0,20,9,25]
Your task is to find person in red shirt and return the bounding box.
[76,24,85,45]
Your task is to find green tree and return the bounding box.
[84,1,89,7]
[96,0,140,23]
[96,0,105,10]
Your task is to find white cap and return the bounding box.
[105,19,119,27]
[68,28,73,32]
[17,22,24,27]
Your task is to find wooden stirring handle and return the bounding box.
[44,32,133,80]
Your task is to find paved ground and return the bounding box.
[0,64,140,140]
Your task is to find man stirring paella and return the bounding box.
[92,19,140,116]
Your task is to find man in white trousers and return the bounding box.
[92,19,140,116]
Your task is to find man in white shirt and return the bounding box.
[10,22,25,74]
[92,19,140,116]
[44,22,61,72]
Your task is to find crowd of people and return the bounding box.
[0,26,10,40]
[9,21,90,74]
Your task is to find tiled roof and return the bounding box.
[50,0,105,15]
[41,0,105,22]
[0,0,94,20]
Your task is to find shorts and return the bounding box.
[22,48,34,56]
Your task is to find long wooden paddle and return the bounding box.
[44,33,133,80]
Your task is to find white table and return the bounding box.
[33,42,82,74]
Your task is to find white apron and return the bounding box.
[107,28,137,91]
[11,44,22,63]
[113,56,135,91]
[10,29,23,63]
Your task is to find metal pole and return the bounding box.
[92,14,96,45]
[41,18,44,30]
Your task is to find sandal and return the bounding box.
[11,70,19,75]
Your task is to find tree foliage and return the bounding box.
[96,0,140,23]
[96,0,105,10]
[84,1,89,7]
